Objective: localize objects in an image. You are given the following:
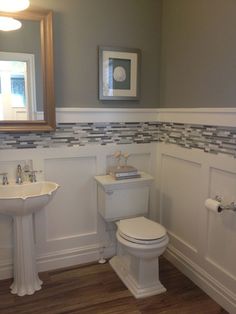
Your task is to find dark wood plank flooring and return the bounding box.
[0,257,229,314]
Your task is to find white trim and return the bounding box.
[38,243,115,271]
[0,244,115,280]
[56,107,236,126]
[165,246,236,314]
[37,244,100,272]
[56,107,158,123]
[36,111,44,120]
[157,108,236,127]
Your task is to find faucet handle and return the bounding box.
[16,164,23,184]
[17,164,22,171]
[29,171,37,183]
[0,172,9,185]
[28,170,42,183]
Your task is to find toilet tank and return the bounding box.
[94,172,153,221]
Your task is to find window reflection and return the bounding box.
[0,53,36,121]
[11,74,26,108]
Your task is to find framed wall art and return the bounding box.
[99,46,141,100]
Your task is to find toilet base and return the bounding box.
[110,256,166,298]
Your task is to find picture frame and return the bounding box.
[99,46,141,101]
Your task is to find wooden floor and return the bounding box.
[0,257,228,314]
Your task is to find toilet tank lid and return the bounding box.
[118,217,166,240]
[94,172,153,191]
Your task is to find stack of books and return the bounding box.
[108,165,140,180]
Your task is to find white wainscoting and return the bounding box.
[156,143,236,313]
[1,106,236,312]
[0,143,157,279]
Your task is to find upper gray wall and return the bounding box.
[161,0,236,108]
[31,0,162,109]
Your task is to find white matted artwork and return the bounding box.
[99,46,141,100]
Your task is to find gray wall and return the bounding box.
[4,1,235,111]
[31,0,162,108]
[160,0,236,108]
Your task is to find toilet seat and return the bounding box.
[118,232,167,245]
[117,216,167,245]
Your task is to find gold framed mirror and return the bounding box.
[0,8,55,132]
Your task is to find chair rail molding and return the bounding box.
[56,107,236,126]
[157,107,236,127]
[56,108,158,123]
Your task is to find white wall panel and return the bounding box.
[158,144,236,313]
[0,216,12,248]
[160,154,201,255]
[207,167,236,279]
[209,167,236,205]
[44,157,97,240]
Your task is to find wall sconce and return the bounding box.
[0,0,29,12]
[0,16,21,31]
[0,0,30,31]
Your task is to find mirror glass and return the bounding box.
[0,9,55,132]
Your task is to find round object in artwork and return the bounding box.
[113,66,126,82]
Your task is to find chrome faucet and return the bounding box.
[29,170,37,183]
[16,164,23,184]
[0,173,8,185]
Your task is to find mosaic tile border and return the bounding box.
[0,122,236,157]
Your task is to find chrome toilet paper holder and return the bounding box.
[215,196,236,212]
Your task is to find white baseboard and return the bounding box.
[37,244,101,272]
[0,244,116,280]
[37,244,115,272]
[164,245,236,314]
[56,107,236,127]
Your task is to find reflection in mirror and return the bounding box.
[0,52,37,120]
[0,9,55,132]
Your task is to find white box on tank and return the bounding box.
[94,172,154,221]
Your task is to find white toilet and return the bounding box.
[94,172,169,298]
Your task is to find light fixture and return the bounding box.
[0,0,30,31]
[0,0,30,12]
[0,16,22,31]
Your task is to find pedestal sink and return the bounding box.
[0,181,59,296]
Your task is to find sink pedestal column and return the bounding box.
[10,214,42,296]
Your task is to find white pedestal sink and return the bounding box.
[0,181,59,296]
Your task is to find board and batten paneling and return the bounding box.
[157,143,236,313]
[160,154,201,259]
[206,167,236,293]
[0,144,156,277]
[44,157,97,240]
[0,137,235,312]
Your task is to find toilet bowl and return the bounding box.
[94,172,169,298]
[109,216,169,298]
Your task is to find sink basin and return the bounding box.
[0,181,59,216]
[0,181,59,296]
